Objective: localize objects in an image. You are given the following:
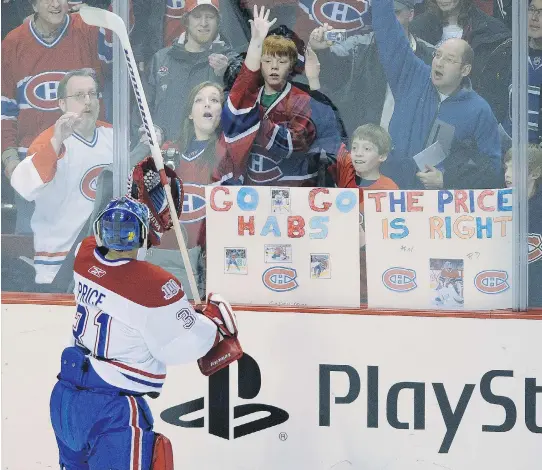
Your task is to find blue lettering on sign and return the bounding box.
[336,190,356,213]
[237,187,259,211]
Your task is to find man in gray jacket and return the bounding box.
[132,0,234,146]
[309,0,433,138]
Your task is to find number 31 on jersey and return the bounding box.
[73,304,112,358]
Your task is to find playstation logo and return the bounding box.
[161,353,289,439]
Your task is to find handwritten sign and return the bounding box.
[205,187,361,307]
[364,189,514,310]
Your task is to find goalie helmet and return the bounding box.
[93,197,150,251]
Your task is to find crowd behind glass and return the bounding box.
[2,0,540,309]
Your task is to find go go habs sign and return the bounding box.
[205,186,360,308]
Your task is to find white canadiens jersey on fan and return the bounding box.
[10,123,113,283]
[70,237,217,394]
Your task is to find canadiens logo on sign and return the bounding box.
[262,266,298,292]
[474,270,510,294]
[24,71,66,111]
[181,184,206,223]
[528,233,542,263]
[382,267,417,292]
[302,0,370,31]
[80,165,108,201]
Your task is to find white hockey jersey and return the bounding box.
[10,122,113,283]
[71,237,218,394]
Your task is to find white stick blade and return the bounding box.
[79,6,129,45]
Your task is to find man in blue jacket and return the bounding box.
[372,0,504,190]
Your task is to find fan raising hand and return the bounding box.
[249,5,277,42]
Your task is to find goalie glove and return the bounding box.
[128,156,184,247]
[197,293,243,376]
[200,293,238,338]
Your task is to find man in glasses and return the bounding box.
[10,68,113,287]
[309,0,433,138]
[1,0,111,235]
[371,0,503,190]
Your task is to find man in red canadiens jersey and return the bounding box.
[1,0,111,233]
[50,196,241,469]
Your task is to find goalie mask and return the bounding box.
[94,197,150,252]
[128,157,184,247]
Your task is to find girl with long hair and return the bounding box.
[139,81,225,299]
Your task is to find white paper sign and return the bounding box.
[205,186,361,307]
[364,189,514,310]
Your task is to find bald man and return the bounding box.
[371,0,503,190]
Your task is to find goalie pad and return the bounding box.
[198,336,244,376]
[128,156,184,247]
[152,433,174,470]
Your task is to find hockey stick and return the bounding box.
[79,6,202,304]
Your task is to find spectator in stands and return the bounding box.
[131,80,257,296]
[10,69,112,287]
[503,0,542,145]
[328,124,398,303]
[309,0,434,138]
[410,0,511,123]
[331,124,398,210]
[1,0,110,234]
[133,82,224,298]
[133,0,234,149]
[371,0,503,190]
[218,6,316,186]
[266,25,346,186]
[504,144,542,307]
[131,0,249,72]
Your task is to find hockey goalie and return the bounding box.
[434,261,464,307]
[49,161,242,469]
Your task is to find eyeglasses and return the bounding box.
[529,7,542,19]
[432,50,462,65]
[64,91,99,102]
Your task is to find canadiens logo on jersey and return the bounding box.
[298,0,370,32]
[80,164,108,201]
[248,152,284,183]
[528,233,542,264]
[181,184,206,223]
[22,71,67,111]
